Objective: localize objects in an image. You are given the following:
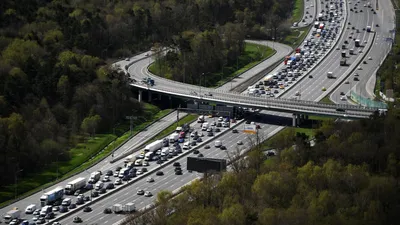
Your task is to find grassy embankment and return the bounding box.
[149,42,275,87]
[0,104,172,207]
[291,0,305,23]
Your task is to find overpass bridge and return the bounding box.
[131,82,379,124]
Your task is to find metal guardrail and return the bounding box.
[132,83,376,118]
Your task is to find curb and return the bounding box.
[49,119,243,224]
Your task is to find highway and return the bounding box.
[330,0,395,104]
[0,111,187,222]
[293,0,317,28]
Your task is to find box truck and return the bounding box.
[144,140,163,152]
[168,133,179,143]
[124,203,136,213]
[65,177,86,195]
[197,115,205,123]
[112,204,123,214]
[124,154,134,163]
[355,39,360,47]
[3,209,21,223]
[366,26,371,32]
[40,186,64,206]
[89,171,101,183]
[327,72,334,78]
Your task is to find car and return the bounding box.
[76,198,84,205]
[368,56,372,60]
[73,216,83,223]
[207,132,213,137]
[99,188,106,194]
[52,206,60,211]
[102,176,110,182]
[45,212,55,219]
[74,189,82,196]
[204,145,210,149]
[354,77,359,81]
[175,170,183,175]
[193,149,200,154]
[196,137,202,142]
[336,108,346,112]
[20,221,30,225]
[220,146,227,150]
[363,60,367,64]
[125,58,130,61]
[175,166,182,172]
[53,222,62,225]
[104,208,112,214]
[173,162,181,167]
[237,141,243,145]
[36,218,46,224]
[116,166,122,171]
[322,87,327,91]
[376,24,379,27]
[308,75,313,78]
[137,189,145,195]
[114,178,122,185]
[106,183,115,189]
[156,171,164,176]
[357,66,362,70]
[33,209,41,215]
[60,206,69,213]
[147,177,154,182]
[142,168,148,173]
[145,191,153,197]
[198,153,204,157]
[105,170,113,176]
[341,96,347,100]
[69,203,77,209]
[84,196,90,201]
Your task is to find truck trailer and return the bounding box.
[123,203,136,213]
[112,204,123,214]
[3,209,21,223]
[89,171,101,183]
[65,177,86,195]
[144,140,163,152]
[168,133,179,143]
[40,186,64,206]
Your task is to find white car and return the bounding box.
[114,178,122,185]
[144,191,153,197]
[340,96,347,100]
[146,177,154,183]
[142,161,149,166]
[102,176,110,182]
[357,66,362,70]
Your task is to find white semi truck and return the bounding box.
[144,140,163,152]
[123,203,136,213]
[168,133,179,143]
[65,177,86,195]
[3,208,21,223]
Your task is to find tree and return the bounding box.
[218,203,246,225]
[80,114,101,137]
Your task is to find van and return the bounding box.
[134,159,142,166]
[214,140,222,148]
[161,147,169,156]
[62,198,71,206]
[175,127,182,133]
[25,204,36,214]
[40,206,52,216]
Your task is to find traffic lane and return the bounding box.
[282,9,373,100]
[113,51,152,70]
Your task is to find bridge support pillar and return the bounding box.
[138,90,142,102]
[148,91,152,102]
[158,93,162,100]
[169,96,172,108]
[305,115,309,120]
[292,113,297,127]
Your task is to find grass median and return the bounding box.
[291,0,305,23]
[0,105,172,207]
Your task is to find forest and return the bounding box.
[0,0,294,190]
[126,109,400,225]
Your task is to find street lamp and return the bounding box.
[200,73,204,96]
[15,168,23,200]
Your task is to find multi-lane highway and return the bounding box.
[1,0,393,224]
[330,0,395,104]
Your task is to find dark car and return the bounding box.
[142,168,148,172]
[196,137,202,143]
[84,196,90,201]
[115,166,122,171]
[60,206,69,213]
[174,167,182,172]
[198,153,204,157]
[45,212,55,219]
[309,75,313,78]
[354,77,359,81]
[193,149,200,154]
[232,129,238,133]
[85,184,93,190]
[207,132,213,137]
[73,216,83,223]
[336,108,345,112]
[190,141,197,146]
[99,188,106,194]
[175,170,183,175]
[220,146,227,150]
[245,120,251,124]
[83,206,92,212]
[104,208,112,214]
[76,198,84,205]
[105,170,113,176]
[69,203,77,209]
[204,145,210,149]
[156,171,164,176]
[173,162,181,167]
[106,183,115,189]
[215,128,221,132]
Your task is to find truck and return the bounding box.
[197,115,205,123]
[355,39,360,47]
[64,177,86,195]
[40,186,64,206]
[327,72,334,78]
[144,140,163,152]
[366,26,371,32]
[341,51,346,58]
[89,171,101,183]
[112,204,123,214]
[144,152,155,161]
[340,58,347,66]
[118,168,129,178]
[3,209,21,223]
[295,53,302,60]
[318,13,324,21]
[168,133,179,143]
[202,122,209,131]
[123,203,136,213]
[124,154,134,163]
[349,49,354,55]
[314,21,320,28]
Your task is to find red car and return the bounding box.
[256,125,261,129]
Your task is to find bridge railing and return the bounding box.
[132,83,374,118]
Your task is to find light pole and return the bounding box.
[15,167,23,200]
[200,73,204,96]
[272,38,275,49]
